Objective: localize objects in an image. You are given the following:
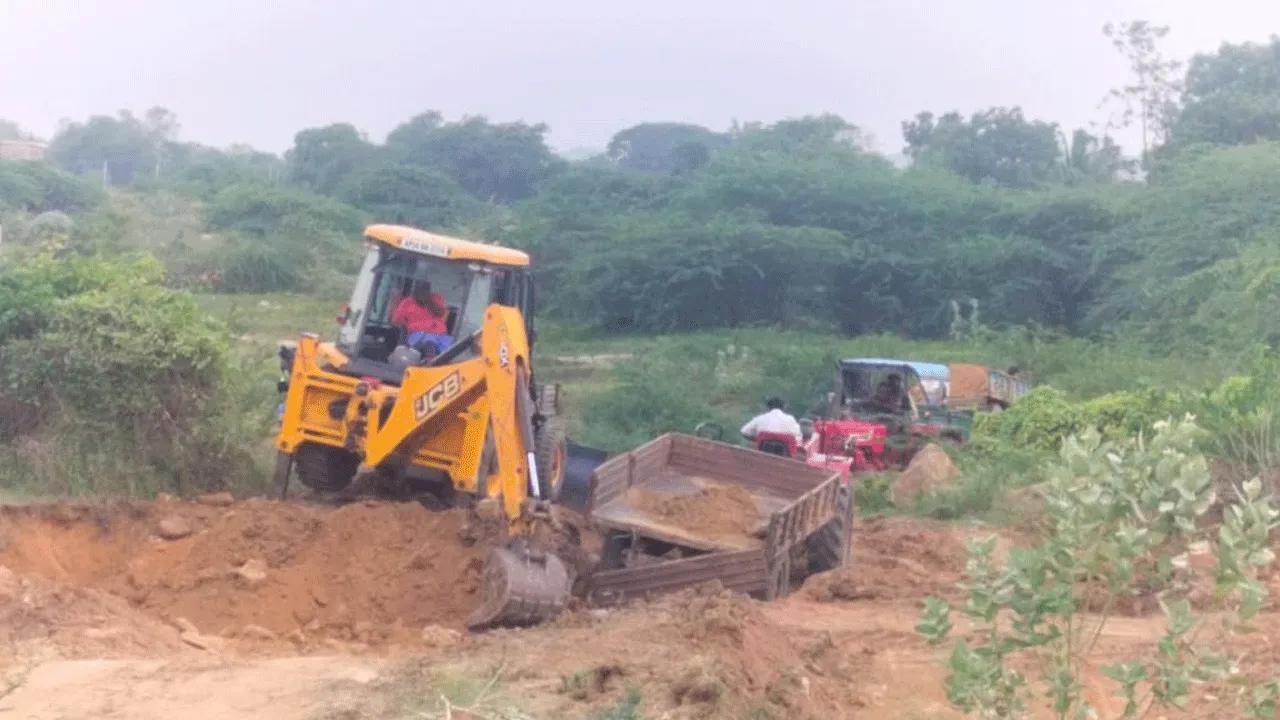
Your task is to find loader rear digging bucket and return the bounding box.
[466,546,571,631]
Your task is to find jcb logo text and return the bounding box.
[414,371,462,420]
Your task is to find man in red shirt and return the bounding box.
[391,282,452,357]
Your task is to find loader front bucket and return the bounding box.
[466,545,571,631]
[556,442,609,513]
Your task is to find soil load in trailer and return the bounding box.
[583,433,854,606]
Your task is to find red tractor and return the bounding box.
[818,358,972,471]
[695,421,880,488]
[702,358,968,481]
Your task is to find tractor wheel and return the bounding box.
[294,443,359,493]
[534,417,567,501]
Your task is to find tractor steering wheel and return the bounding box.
[694,421,725,442]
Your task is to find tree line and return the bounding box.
[5,23,1280,354]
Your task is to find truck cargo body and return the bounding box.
[582,433,853,606]
[946,363,1031,410]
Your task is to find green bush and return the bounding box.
[0,245,270,495]
[0,159,105,214]
[212,235,305,293]
[1078,385,1187,440]
[972,384,1190,454]
[971,386,1084,452]
[205,184,366,237]
[919,417,1280,718]
[1,277,226,424]
[1186,355,1280,477]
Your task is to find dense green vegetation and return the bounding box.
[4,22,1280,499]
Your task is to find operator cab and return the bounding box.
[835,359,949,420]
[332,225,534,384]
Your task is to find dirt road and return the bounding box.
[0,499,1270,718]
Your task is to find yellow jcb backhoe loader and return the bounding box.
[272,224,604,630]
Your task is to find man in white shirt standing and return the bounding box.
[740,396,803,444]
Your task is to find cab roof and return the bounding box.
[364,224,530,267]
[840,357,951,381]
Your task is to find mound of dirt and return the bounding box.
[657,584,838,714]
[0,565,190,660]
[456,583,853,719]
[801,517,969,602]
[891,443,959,501]
[626,482,762,543]
[0,498,494,654]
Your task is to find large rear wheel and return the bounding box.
[294,443,359,493]
[534,417,567,502]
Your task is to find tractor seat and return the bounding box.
[754,432,798,458]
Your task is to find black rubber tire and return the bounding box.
[294,443,360,493]
[533,417,568,502]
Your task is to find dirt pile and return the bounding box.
[626,481,762,543]
[0,498,492,654]
[655,585,841,716]
[892,443,960,501]
[0,565,190,660]
[802,517,969,602]
[456,583,855,719]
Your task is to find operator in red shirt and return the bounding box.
[390,281,452,357]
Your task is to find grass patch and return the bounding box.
[195,292,336,348]
[910,444,1049,523]
[309,662,535,720]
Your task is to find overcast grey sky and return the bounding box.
[2,1,1278,156]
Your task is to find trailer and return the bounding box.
[581,433,854,606]
[946,363,1032,410]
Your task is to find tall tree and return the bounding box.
[1101,20,1183,171]
[606,122,729,173]
[385,113,564,203]
[733,114,871,156]
[1061,129,1132,183]
[336,163,485,231]
[285,123,376,196]
[1168,37,1280,148]
[903,107,1063,187]
[47,110,159,185]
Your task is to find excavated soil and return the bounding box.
[626,481,762,543]
[3,497,1279,719]
[801,516,972,603]
[0,567,192,660]
[890,442,960,501]
[948,363,991,402]
[0,498,492,655]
